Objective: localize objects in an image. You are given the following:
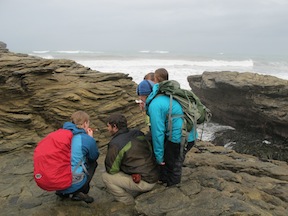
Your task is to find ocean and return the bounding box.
[30,50,288,89]
[28,50,288,142]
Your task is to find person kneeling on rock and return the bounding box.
[102,113,159,205]
[56,111,99,203]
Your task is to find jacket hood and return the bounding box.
[146,83,160,108]
[63,122,86,135]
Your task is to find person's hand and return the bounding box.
[132,174,141,183]
[159,162,165,165]
[135,99,145,111]
[86,128,94,137]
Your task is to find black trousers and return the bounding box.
[160,140,195,186]
[75,160,98,194]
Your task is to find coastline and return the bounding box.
[1,43,288,215]
[16,50,288,162]
[27,50,288,83]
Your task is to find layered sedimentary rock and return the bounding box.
[0,47,146,152]
[188,71,288,139]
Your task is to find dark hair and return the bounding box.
[107,113,127,130]
[144,72,155,81]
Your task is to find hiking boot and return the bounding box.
[71,192,94,203]
[55,192,70,199]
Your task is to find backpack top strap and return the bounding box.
[146,80,153,92]
[167,94,185,141]
[179,119,189,160]
[168,94,173,140]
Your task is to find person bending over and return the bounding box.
[136,80,197,187]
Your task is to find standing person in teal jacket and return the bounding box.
[137,80,197,187]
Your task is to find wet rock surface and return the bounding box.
[1,142,287,215]
[212,128,288,162]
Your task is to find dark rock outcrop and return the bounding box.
[188,71,288,139]
[0,41,6,48]
[0,41,8,53]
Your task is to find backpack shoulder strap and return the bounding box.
[167,94,173,140]
[72,160,89,175]
[158,80,195,159]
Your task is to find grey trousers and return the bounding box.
[102,171,156,205]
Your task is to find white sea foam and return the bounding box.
[186,59,253,67]
[56,50,82,54]
[139,50,150,53]
[41,55,54,59]
[29,53,54,59]
[138,50,169,54]
[27,50,288,142]
[153,50,169,54]
[33,50,50,54]
[76,58,255,89]
[29,50,288,88]
[197,122,235,141]
[55,50,101,54]
[224,142,237,149]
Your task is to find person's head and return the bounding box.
[71,111,90,131]
[136,80,154,110]
[154,68,169,83]
[106,113,127,135]
[144,72,155,82]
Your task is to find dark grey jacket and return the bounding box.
[105,128,159,184]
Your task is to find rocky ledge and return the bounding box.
[1,44,287,215]
[1,141,288,215]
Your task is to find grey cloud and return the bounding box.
[0,0,287,54]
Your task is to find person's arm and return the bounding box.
[148,99,167,164]
[82,135,99,161]
[104,144,123,174]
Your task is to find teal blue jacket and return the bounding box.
[146,83,197,164]
[58,122,99,194]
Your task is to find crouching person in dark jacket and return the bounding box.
[102,113,159,205]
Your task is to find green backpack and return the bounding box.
[157,80,212,158]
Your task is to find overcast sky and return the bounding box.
[1,0,287,55]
